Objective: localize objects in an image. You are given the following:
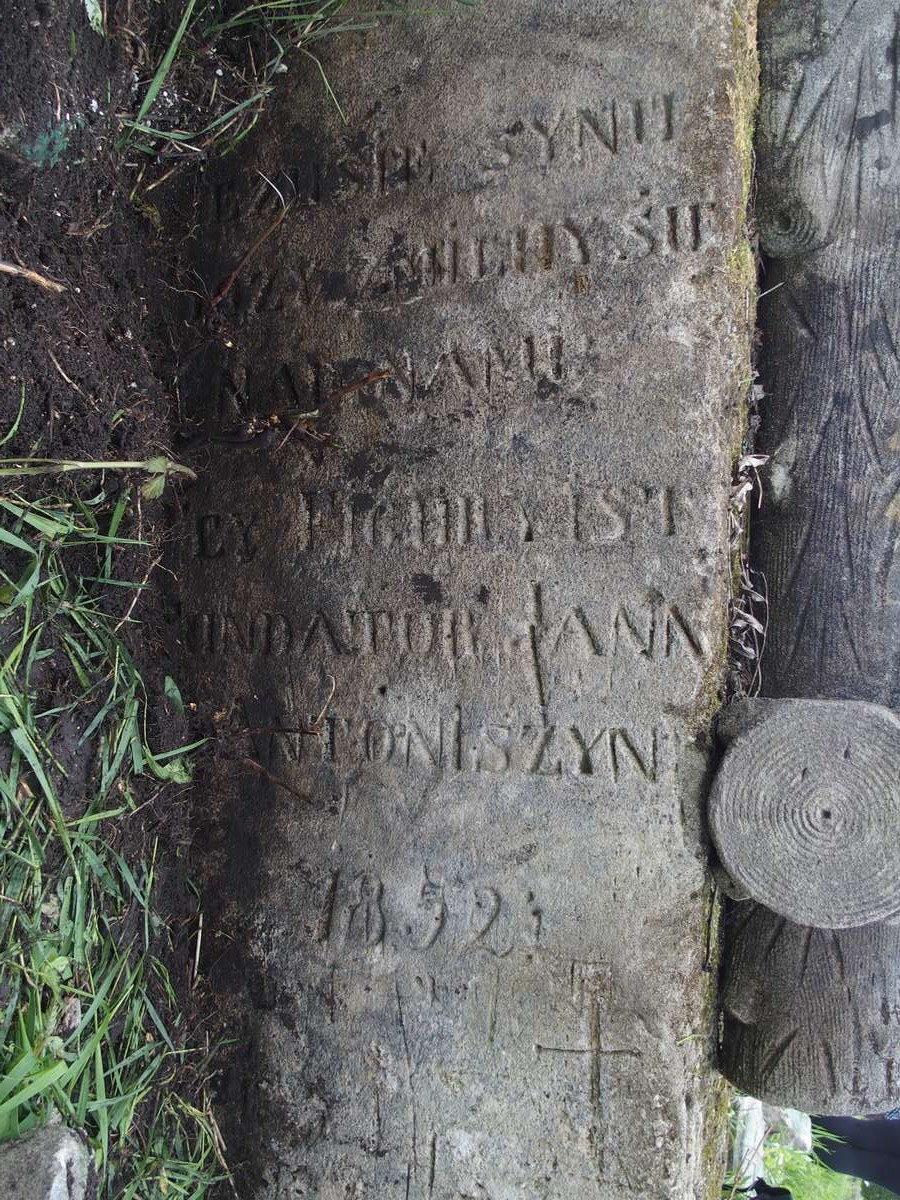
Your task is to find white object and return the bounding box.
[730,1095,767,1189]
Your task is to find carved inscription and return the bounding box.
[481,93,678,175]
[192,485,701,557]
[206,334,644,413]
[359,219,591,298]
[214,199,719,322]
[208,322,730,414]
[193,512,258,561]
[309,866,540,957]
[202,136,433,224]
[354,202,715,302]
[257,708,662,781]
[185,597,707,669]
[204,92,683,223]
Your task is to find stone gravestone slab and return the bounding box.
[176,3,750,1195]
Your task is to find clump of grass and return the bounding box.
[118,0,401,165]
[118,0,476,187]
[763,1125,860,1200]
[0,455,195,499]
[723,1104,860,1200]
[0,489,223,1196]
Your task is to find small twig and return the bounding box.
[210,202,293,309]
[143,163,179,194]
[241,724,321,737]
[758,281,785,300]
[203,1091,236,1194]
[727,1123,773,1200]
[276,371,392,450]
[66,216,113,238]
[241,756,309,802]
[191,910,203,990]
[309,674,336,733]
[328,369,393,404]
[47,349,88,400]
[0,260,66,293]
[255,167,287,209]
[703,877,718,971]
[241,676,336,740]
[114,553,161,632]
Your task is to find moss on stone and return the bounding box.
[699,13,760,1159]
[730,0,760,214]
[702,1072,734,1200]
[698,882,733,1200]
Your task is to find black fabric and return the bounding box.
[813,1114,900,1197]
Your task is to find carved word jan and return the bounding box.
[184,598,707,670]
[276,711,661,781]
[312,868,540,957]
[191,485,696,558]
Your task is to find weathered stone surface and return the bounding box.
[719,0,900,1113]
[709,699,900,929]
[175,2,750,1194]
[0,1123,92,1200]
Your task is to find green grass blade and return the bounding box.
[0,1060,67,1125]
[126,0,198,139]
[0,383,27,448]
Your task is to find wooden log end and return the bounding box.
[709,700,900,929]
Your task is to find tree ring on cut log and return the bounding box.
[709,700,900,929]
[756,183,828,258]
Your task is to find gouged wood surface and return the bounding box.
[721,0,900,1112]
[721,901,900,1113]
[755,0,900,702]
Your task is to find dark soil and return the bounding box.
[1,0,212,1160]
[0,3,333,1188]
[2,3,398,1191]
